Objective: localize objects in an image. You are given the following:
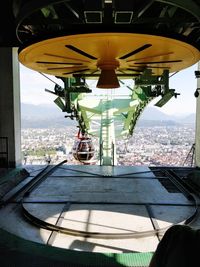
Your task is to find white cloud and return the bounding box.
[20,64,61,104]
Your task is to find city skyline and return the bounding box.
[20,63,199,116]
[21,125,195,167]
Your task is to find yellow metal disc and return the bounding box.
[18,33,200,77]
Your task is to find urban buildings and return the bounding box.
[21,124,195,167]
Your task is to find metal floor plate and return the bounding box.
[0,165,199,253]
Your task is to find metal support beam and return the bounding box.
[195,61,200,168]
[0,48,21,167]
[157,0,200,22]
[99,99,117,166]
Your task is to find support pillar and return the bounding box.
[195,61,200,168]
[99,99,117,166]
[0,47,21,167]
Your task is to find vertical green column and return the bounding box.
[99,99,117,166]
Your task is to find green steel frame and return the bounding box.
[47,69,178,166]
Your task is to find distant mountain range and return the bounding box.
[139,107,195,124]
[21,103,195,128]
[21,103,76,128]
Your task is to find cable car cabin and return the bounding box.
[72,137,95,163]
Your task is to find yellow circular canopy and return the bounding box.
[19,32,200,78]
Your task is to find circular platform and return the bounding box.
[18,33,200,79]
[0,165,199,266]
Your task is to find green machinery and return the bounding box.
[46,69,179,166]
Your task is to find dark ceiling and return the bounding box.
[1,0,200,50]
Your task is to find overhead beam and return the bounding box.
[137,0,155,18]
[157,0,200,22]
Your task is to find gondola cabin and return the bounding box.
[72,135,95,163]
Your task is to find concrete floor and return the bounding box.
[0,164,199,253]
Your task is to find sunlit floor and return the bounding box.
[0,165,199,253]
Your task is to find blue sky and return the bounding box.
[20,63,198,115]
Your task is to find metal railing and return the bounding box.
[99,140,115,166]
